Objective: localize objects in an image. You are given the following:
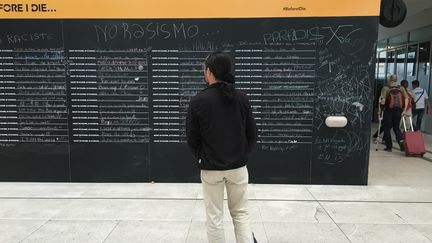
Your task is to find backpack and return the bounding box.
[385,86,404,109]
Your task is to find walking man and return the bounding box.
[412,80,429,131]
[186,51,258,243]
[380,75,409,152]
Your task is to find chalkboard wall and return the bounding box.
[0,17,378,184]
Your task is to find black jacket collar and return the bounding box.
[204,82,226,90]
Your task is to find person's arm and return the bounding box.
[401,87,409,116]
[244,97,257,154]
[380,86,387,105]
[186,100,201,159]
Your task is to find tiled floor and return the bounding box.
[1,147,432,242]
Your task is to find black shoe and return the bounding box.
[384,148,392,152]
[399,141,405,151]
[253,232,258,243]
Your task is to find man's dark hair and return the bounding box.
[412,80,420,87]
[400,80,408,87]
[205,51,235,100]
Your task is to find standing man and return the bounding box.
[380,75,409,152]
[412,80,429,131]
[186,51,257,243]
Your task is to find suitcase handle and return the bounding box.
[402,116,414,132]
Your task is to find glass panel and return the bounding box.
[396,47,406,82]
[388,33,408,49]
[410,25,432,43]
[406,44,418,81]
[374,51,387,121]
[417,42,431,94]
[387,50,395,79]
[377,39,387,53]
[377,52,386,83]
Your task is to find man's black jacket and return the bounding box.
[186,82,257,170]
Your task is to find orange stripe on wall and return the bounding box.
[0,0,380,19]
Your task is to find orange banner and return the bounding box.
[0,0,380,19]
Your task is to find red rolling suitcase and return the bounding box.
[402,117,426,157]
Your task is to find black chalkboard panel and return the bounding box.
[0,17,378,184]
[63,20,151,182]
[0,20,70,181]
[310,17,378,185]
[69,144,149,182]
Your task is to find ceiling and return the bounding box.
[403,0,432,17]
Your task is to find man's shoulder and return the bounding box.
[234,89,250,103]
[190,89,211,106]
[190,92,203,104]
[387,85,404,91]
[234,88,247,96]
[413,87,424,94]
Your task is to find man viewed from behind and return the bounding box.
[186,51,258,243]
[412,80,429,131]
[380,74,409,152]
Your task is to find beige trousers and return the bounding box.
[200,166,252,243]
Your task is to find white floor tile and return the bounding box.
[23,220,117,243]
[339,223,431,243]
[321,202,406,224]
[264,222,349,243]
